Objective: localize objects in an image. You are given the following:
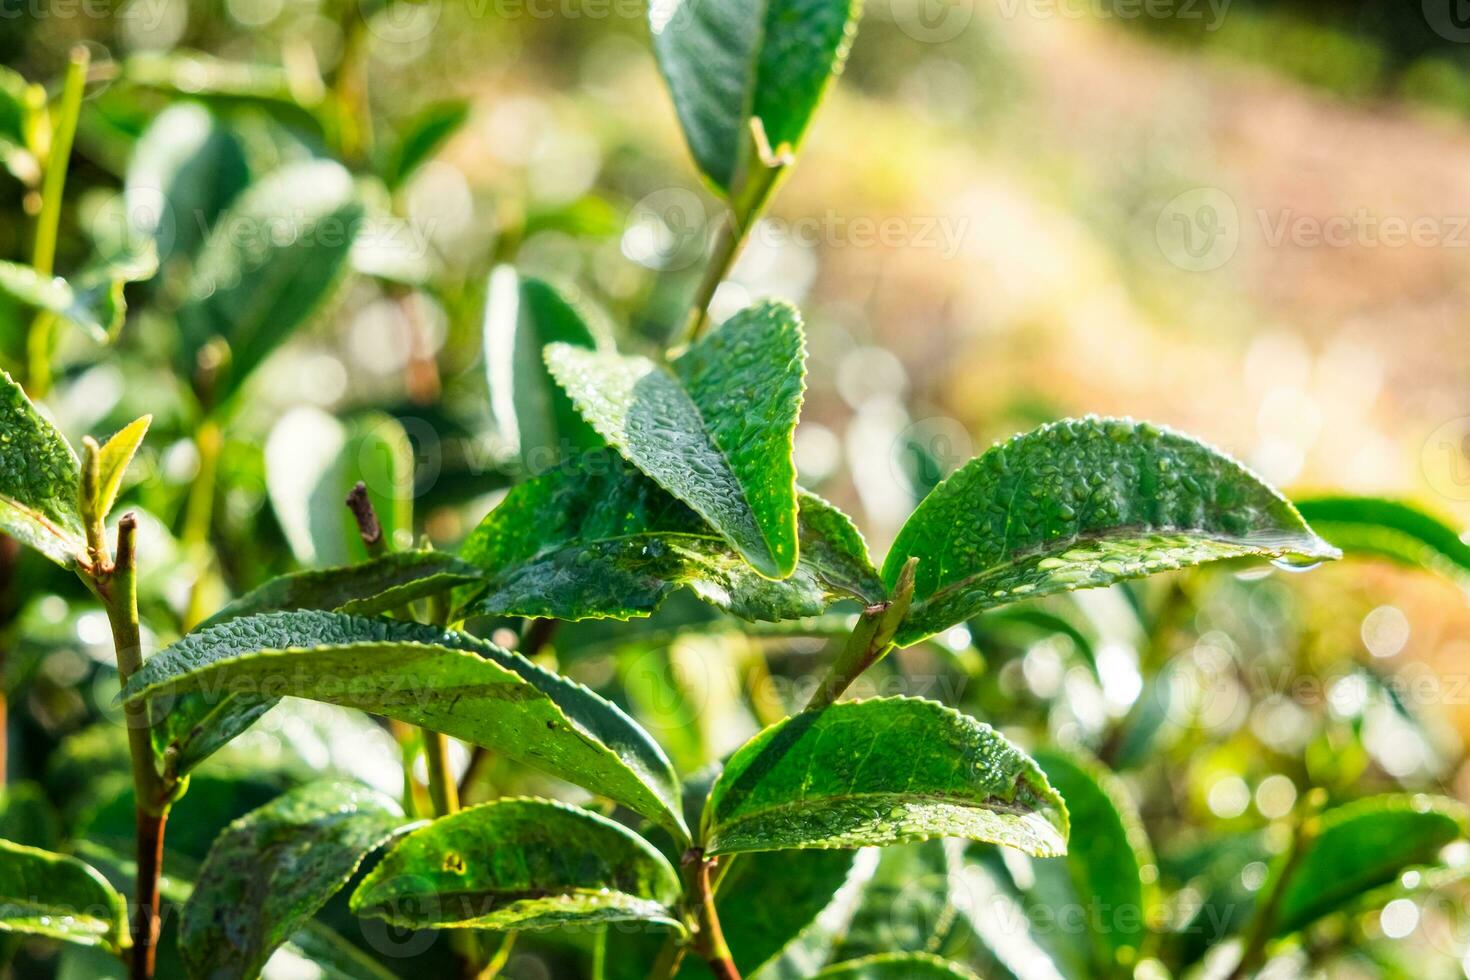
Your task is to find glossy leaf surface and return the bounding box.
[702,697,1068,857]
[883,418,1339,646]
[651,0,860,193]
[121,611,688,842]
[352,798,681,931]
[0,370,83,566]
[547,300,806,578]
[180,781,406,980]
[460,451,881,622]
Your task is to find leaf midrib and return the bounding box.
[710,788,1049,842]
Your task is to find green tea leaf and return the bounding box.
[651,0,860,194]
[1272,795,1467,938]
[1295,495,1470,591]
[125,101,250,266]
[90,415,150,521]
[121,611,689,843]
[0,839,128,952]
[0,67,40,184]
[484,267,606,470]
[122,51,325,134]
[203,550,485,627]
[165,551,485,775]
[177,160,362,405]
[719,849,858,974]
[827,841,957,964]
[0,248,157,343]
[459,451,881,622]
[702,697,1067,856]
[883,418,1340,646]
[180,782,406,980]
[0,369,84,566]
[382,99,470,190]
[547,300,806,578]
[351,797,681,932]
[813,954,982,979]
[1032,749,1155,975]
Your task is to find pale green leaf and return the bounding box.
[459,450,880,623]
[180,782,406,980]
[91,415,150,521]
[265,407,413,567]
[120,611,688,843]
[0,369,84,566]
[484,266,605,470]
[0,839,128,952]
[651,0,860,194]
[177,160,362,405]
[125,101,250,265]
[351,797,681,932]
[0,247,157,343]
[546,300,806,578]
[884,417,1340,646]
[702,697,1068,856]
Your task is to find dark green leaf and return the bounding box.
[0,783,62,851]
[1295,495,1470,591]
[547,300,806,579]
[202,551,484,627]
[702,697,1068,856]
[460,450,881,623]
[1032,749,1154,975]
[383,100,471,190]
[484,267,606,470]
[813,953,981,979]
[0,369,84,566]
[351,797,681,931]
[651,0,860,193]
[91,415,150,521]
[0,839,128,952]
[717,849,858,974]
[177,160,362,405]
[180,781,405,980]
[1272,795,1466,937]
[121,611,688,843]
[883,417,1340,646]
[125,101,250,266]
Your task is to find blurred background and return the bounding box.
[4,1,1470,977]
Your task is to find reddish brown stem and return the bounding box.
[131,807,168,980]
[685,850,740,980]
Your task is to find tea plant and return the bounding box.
[0,3,1468,980]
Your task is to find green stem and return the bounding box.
[475,932,516,979]
[26,46,89,398]
[676,127,790,349]
[424,732,459,816]
[88,514,171,980]
[804,558,917,712]
[686,850,739,980]
[181,420,222,630]
[1226,792,1324,979]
